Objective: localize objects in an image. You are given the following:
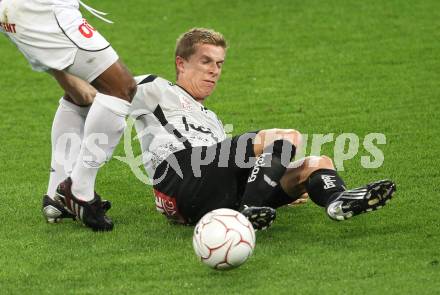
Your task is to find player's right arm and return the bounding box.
[49,70,97,106]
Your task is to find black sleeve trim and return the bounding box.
[138,75,158,85]
[152,105,192,149]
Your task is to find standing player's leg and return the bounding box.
[42,94,89,223]
[0,0,134,230]
[53,56,136,231]
[47,96,89,199]
[42,71,97,223]
[43,73,112,223]
[54,58,136,198]
[46,72,97,200]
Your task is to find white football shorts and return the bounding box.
[0,0,118,82]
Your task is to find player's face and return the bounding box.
[176,44,225,102]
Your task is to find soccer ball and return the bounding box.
[192,208,256,270]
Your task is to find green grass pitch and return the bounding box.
[1,0,439,294]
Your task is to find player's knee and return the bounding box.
[304,155,335,171]
[259,128,302,148]
[296,156,336,182]
[92,62,137,102]
[100,75,137,102]
[123,77,137,101]
[254,129,302,157]
[112,74,137,102]
[319,155,334,168]
[285,129,302,148]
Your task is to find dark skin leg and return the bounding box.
[90,60,137,102]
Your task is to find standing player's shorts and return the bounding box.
[0,0,118,82]
[153,132,296,225]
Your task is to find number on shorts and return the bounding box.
[78,19,96,38]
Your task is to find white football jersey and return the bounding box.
[129,75,227,178]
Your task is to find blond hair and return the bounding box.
[175,28,227,77]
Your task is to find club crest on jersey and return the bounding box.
[179,96,192,110]
[322,175,336,189]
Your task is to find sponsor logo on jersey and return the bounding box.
[154,190,185,223]
[0,22,16,33]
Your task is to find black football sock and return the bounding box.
[264,184,302,208]
[240,139,296,209]
[304,169,346,207]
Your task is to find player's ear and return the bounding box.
[176,56,186,74]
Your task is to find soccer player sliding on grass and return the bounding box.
[129,28,396,230]
[33,27,396,230]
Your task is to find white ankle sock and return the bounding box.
[47,98,90,199]
[70,93,130,201]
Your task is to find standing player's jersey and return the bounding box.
[129,75,227,178]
